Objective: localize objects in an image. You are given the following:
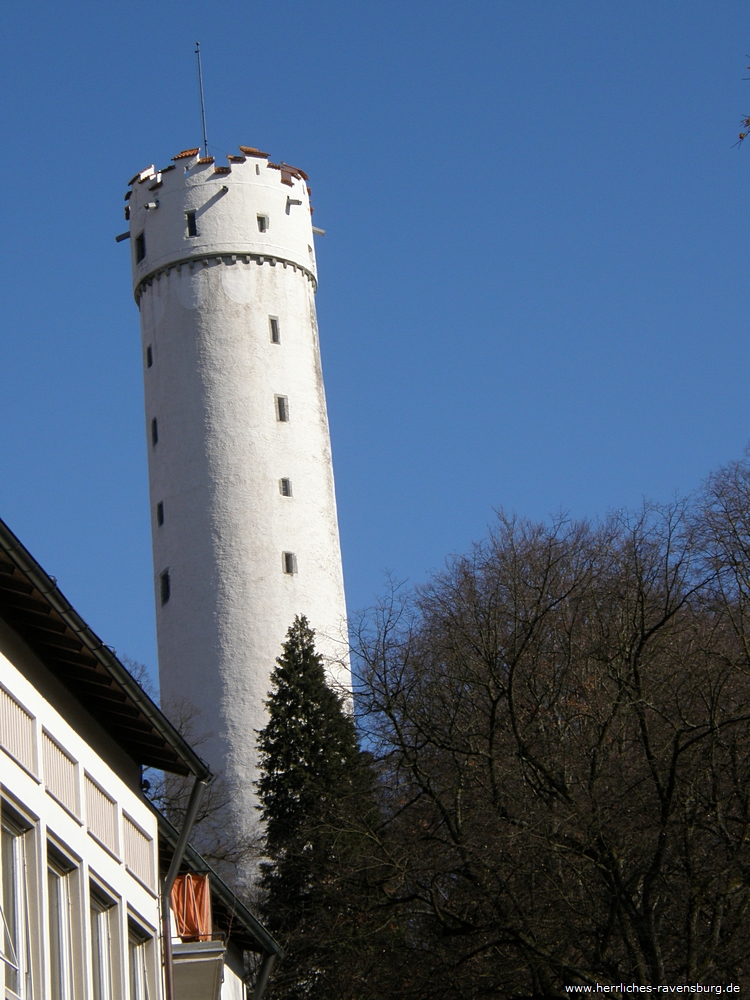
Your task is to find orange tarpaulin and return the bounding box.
[170,873,212,942]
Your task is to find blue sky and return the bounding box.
[0,2,747,691]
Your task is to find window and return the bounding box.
[275,396,289,422]
[269,317,280,344]
[160,570,170,606]
[135,233,145,263]
[128,924,153,1000]
[146,346,153,368]
[282,552,297,575]
[90,887,116,1000]
[156,502,164,527]
[279,478,292,497]
[150,418,158,446]
[47,848,77,1000]
[1,812,31,1000]
[257,215,268,233]
[185,211,197,237]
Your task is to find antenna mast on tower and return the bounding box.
[195,42,209,158]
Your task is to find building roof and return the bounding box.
[0,517,210,779]
[157,812,283,958]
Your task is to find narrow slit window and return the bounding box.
[156,502,164,526]
[269,317,280,344]
[275,396,289,422]
[151,418,158,445]
[279,478,292,497]
[160,570,170,605]
[282,552,297,575]
[146,345,153,368]
[257,215,268,233]
[186,211,197,237]
[135,232,146,263]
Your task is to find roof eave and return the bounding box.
[0,517,210,781]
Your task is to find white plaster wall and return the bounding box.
[128,149,350,846]
[130,152,317,287]
[0,625,162,1000]
[220,955,247,1000]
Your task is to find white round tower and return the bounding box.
[124,146,350,843]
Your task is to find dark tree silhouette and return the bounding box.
[353,498,750,997]
[257,615,379,999]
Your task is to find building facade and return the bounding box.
[0,517,280,1000]
[124,146,350,845]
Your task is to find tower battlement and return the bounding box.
[126,146,318,299]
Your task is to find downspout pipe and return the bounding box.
[161,776,209,1000]
[253,953,277,1000]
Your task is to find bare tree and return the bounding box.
[353,503,750,997]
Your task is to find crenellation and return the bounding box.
[128,145,317,298]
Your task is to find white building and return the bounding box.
[123,146,350,846]
[0,516,281,1000]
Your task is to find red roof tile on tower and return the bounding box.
[173,148,200,160]
[268,162,309,182]
[282,162,309,181]
[128,164,155,185]
[239,146,270,158]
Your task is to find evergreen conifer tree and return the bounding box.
[256,616,376,999]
